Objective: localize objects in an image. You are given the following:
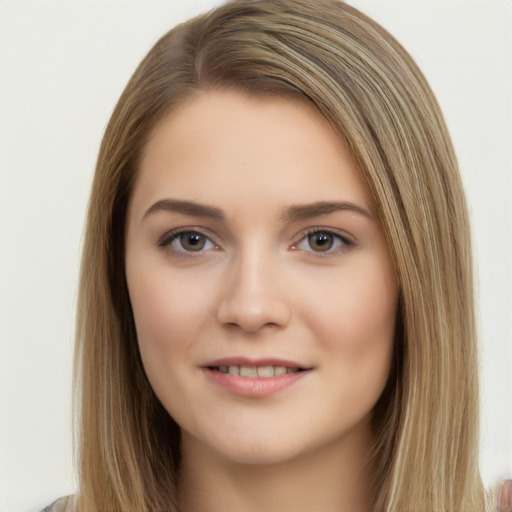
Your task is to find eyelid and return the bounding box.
[157,227,220,252]
[156,226,354,256]
[291,227,355,255]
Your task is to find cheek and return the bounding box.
[126,258,228,416]
[126,273,202,432]
[126,265,208,395]
[301,255,398,380]
[128,268,178,350]
[128,263,213,347]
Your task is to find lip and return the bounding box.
[201,357,312,398]
[204,356,309,369]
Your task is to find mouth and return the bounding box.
[207,365,309,377]
[202,358,312,398]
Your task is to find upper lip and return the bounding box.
[203,357,311,370]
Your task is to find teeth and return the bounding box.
[228,365,239,375]
[215,365,303,377]
[257,365,274,377]
[240,366,258,377]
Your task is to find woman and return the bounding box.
[44,0,504,510]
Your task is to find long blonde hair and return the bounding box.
[69,1,484,510]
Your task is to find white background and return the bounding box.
[0,1,510,511]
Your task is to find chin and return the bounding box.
[184,426,310,467]
[216,443,305,466]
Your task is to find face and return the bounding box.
[125,90,398,466]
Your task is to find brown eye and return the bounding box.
[292,229,353,255]
[158,229,217,253]
[180,232,206,251]
[307,232,334,252]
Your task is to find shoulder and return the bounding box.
[487,478,512,512]
[41,495,75,512]
[496,479,512,511]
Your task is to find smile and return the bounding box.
[202,359,312,398]
[211,365,304,377]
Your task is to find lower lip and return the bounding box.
[202,368,310,398]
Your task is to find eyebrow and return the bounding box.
[143,198,373,222]
[282,200,373,222]
[143,199,225,221]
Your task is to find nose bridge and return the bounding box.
[216,241,291,333]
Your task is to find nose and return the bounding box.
[216,250,292,334]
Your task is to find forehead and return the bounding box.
[132,89,372,219]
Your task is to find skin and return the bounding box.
[125,90,399,512]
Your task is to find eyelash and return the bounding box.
[292,228,354,256]
[157,228,218,254]
[157,227,354,256]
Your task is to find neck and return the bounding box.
[177,424,374,512]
